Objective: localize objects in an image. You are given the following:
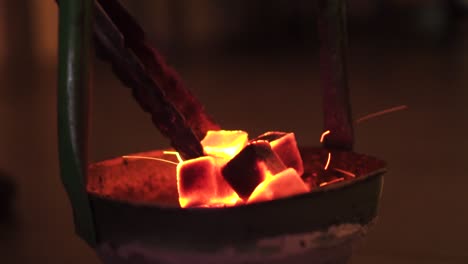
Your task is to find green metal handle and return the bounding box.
[57,0,96,246]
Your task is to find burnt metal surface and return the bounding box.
[317,0,354,150]
[87,147,385,250]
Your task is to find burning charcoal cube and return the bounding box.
[214,168,241,205]
[202,158,241,206]
[177,156,217,208]
[256,131,304,176]
[221,140,286,200]
[201,130,248,160]
[247,168,308,204]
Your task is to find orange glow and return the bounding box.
[206,192,242,207]
[332,168,356,178]
[163,151,183,163]
[177,156,218,208]
[247,168,308,204]
[210,159,242,206]
[268,132,304,176]
[324,152,331,170]
[356,105,408,123]
[319,177,344,187]
[176,130,315,208]
[258,161,274,181]
[177,155,243,208]
[201,130,248,160]
[177,133,248,208]
[320,130,331,143]
[122,155,178,165]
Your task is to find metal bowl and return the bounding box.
[87,147,385,264]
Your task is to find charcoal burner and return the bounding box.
[56,0,387,263]
[87,148,385,264]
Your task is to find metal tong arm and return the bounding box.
[317,0,354,150]
[93,1,204,160]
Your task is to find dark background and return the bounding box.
[1,0,468,263]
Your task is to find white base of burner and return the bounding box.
[96,223,368,264]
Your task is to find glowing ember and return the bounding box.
[210,158,241,207]
[222,140,286,200]
[122,155,178,166]
[333,168,356,178]
[256,132,304,176]
[177,156,241,208]
[320,130,330,143]
[201,130,248,160]
[319,130,332,171]
[163,151,183,163]
[175,130,354,208]
[319,177,344,187]
[247,168,308,204]
[324,152,332,170]
[177,156,217,208]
